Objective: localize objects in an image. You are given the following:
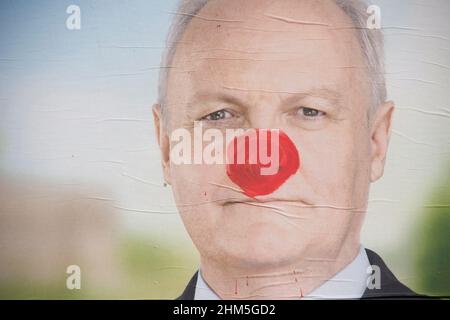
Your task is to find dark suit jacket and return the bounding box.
[177,249,424,300]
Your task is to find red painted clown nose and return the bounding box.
[226,129,300,198]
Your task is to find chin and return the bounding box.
[212,225,308,269]
[224,244,305,270]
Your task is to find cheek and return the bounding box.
[304,147,347,191]
[170,164,226,203]
[169,164,227,248]
[294,129,368,200]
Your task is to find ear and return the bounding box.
[370,101,395,182]
[152,104,171,185]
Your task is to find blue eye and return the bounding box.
[202,109,233,121]
[298,107,326,118]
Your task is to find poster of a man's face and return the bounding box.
[155,0,395,300]
[0,0,448,304]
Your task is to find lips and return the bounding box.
[226,129,300,198]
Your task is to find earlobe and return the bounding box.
[152,104,172,185]
[370,101,395,183]
[152,104,162,145]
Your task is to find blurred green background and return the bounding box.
[414,161,450,297]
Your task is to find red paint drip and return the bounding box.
[226,129,300,197]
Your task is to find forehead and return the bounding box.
[166,0,368,114]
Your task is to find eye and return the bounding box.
[297,107,326,118]
[201,109,234,121]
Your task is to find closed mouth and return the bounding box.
[224,198,314,207]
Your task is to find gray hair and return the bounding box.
[158,0,386,117]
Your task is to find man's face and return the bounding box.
[157,0,391,269]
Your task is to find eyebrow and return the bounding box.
[283,87,343,108]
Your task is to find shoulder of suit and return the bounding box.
[176,271,198,300]
[175,250,432,300]
[363,248,430,299]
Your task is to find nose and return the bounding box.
[226,129,301,198]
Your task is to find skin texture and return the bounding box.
[153,0,394,299]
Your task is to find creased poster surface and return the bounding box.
[0,0,448,300]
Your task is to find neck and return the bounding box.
[199,242,361,300]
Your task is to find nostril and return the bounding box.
[226,129,300,198]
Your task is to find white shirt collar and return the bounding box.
[194,245,370,300]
